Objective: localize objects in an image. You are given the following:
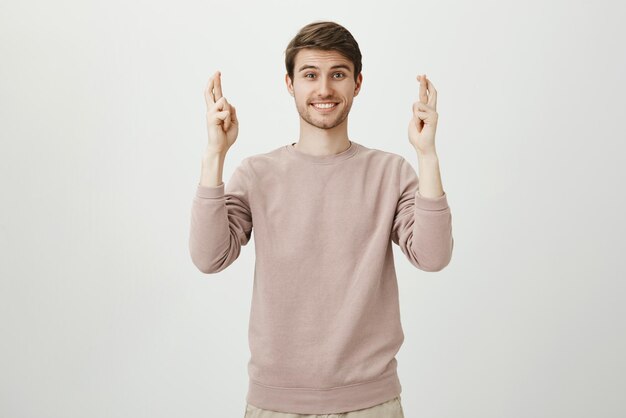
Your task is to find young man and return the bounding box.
[189,21,453,417]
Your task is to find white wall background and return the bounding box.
[1,0,624,417]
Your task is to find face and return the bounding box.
[286,49,362,130]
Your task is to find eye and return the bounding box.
[303,73,345,79]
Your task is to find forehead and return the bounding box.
[294,49,352,71]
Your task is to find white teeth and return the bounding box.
[312,103,336,109]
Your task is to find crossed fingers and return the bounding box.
[417,74,437,110]
[204,70,232,131]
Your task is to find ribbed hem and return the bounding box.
[415,190,449,211]
[196,182,224,199]
[284,140,360,164]
[246,366,402,415]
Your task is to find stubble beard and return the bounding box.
[298,100,352,130]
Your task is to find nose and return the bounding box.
[318,76,332,97]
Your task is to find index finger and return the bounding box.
[418,74,428,104]
[424,76,437,109]
[204,73,216,105]
[213,71,223,102]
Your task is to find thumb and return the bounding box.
[213,110,231,125]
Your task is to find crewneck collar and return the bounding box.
[285,140,360,164]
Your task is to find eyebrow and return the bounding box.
[298,64,352,73]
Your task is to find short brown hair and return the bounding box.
[284,21,362,83]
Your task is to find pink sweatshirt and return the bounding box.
[189,140,453,414]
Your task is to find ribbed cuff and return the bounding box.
[414,190,449,211]
[196,182,225,199]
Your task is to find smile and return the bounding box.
[311,102,338,112]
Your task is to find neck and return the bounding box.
[294,120,351,156]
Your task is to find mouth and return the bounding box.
[310,102,339,113]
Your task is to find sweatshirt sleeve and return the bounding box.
[391,157,454,272]
[189,159,253,274]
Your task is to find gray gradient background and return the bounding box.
[1,0,624,417]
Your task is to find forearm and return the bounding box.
[191,154,253,274]
[415,151,444,198]
[199,151,226,187]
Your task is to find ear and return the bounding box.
[285,73,294,96]
[353,73,363,97]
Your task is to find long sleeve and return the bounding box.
[189,159,253,274]
[391,157,454,272]
[205,141,455,413]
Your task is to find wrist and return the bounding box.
[415,149,439,160]
[203,150,227,162]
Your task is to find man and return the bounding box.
[189,21,453,417]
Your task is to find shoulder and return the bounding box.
[237,141,410,172]
[354,142,409,171]
[240,145,283,172]
[230,145,286,181]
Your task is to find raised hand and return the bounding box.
[204,70,239,154]
[408,74,438,155]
